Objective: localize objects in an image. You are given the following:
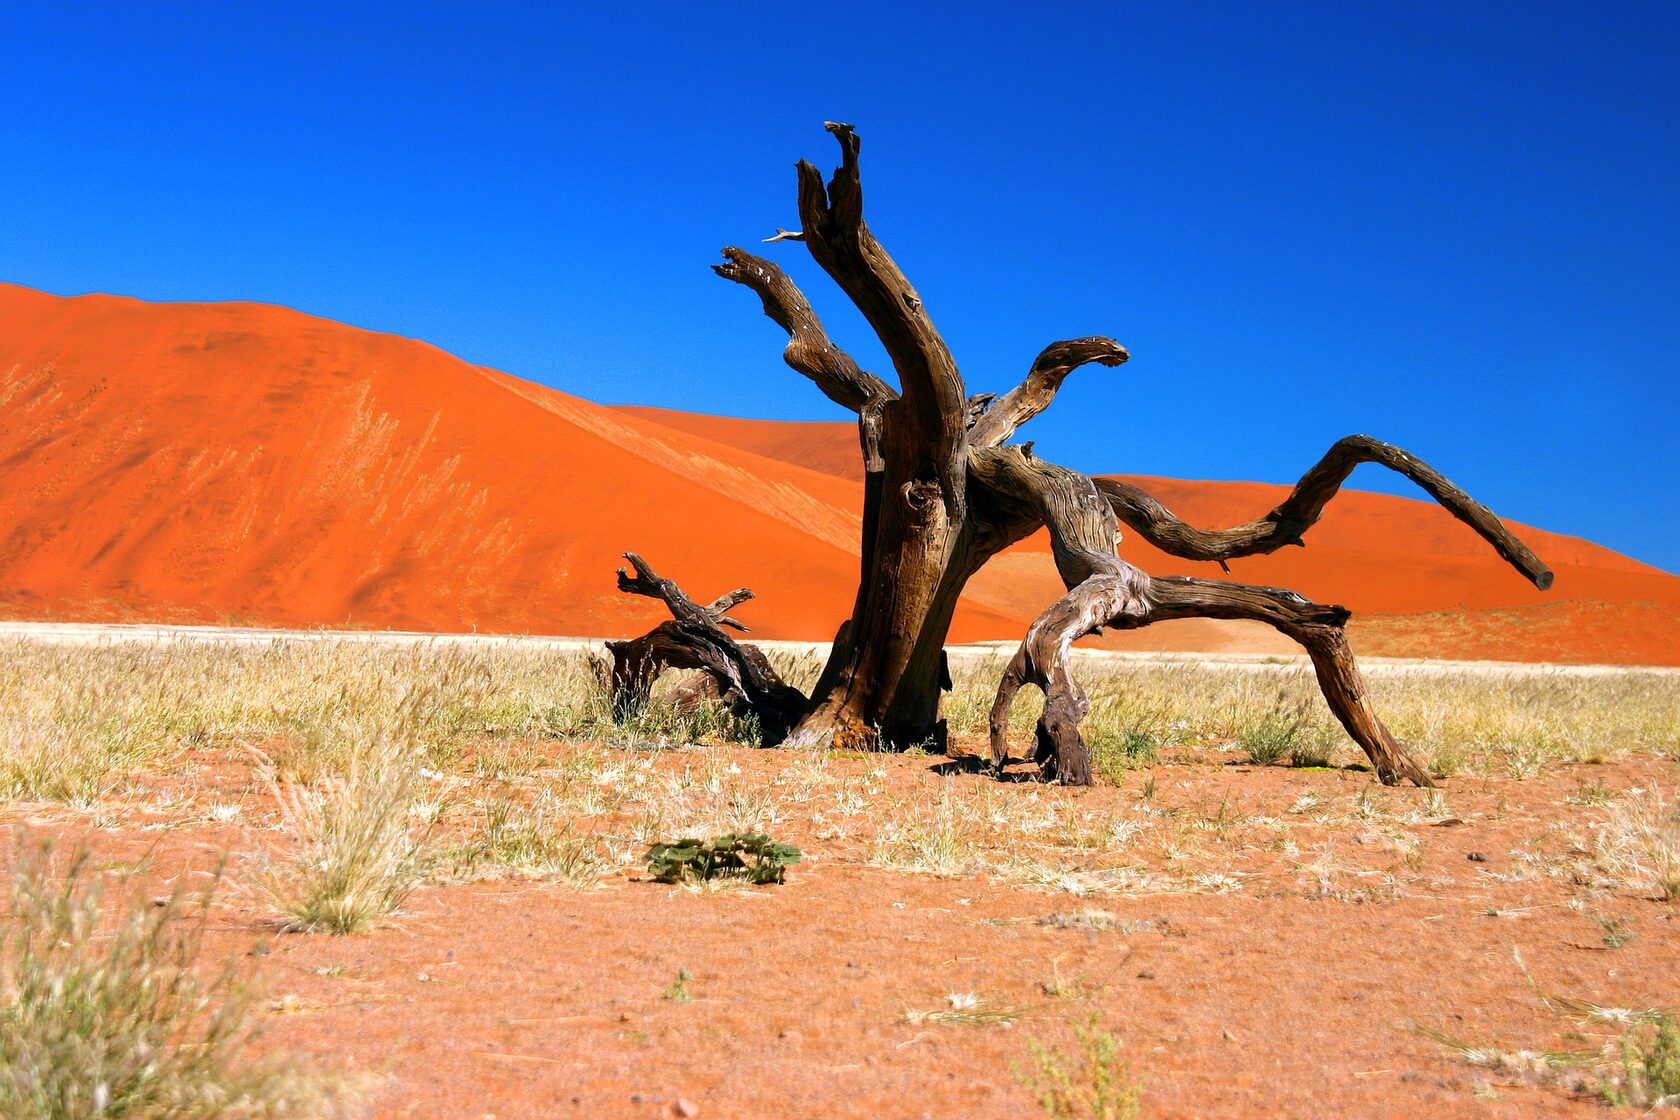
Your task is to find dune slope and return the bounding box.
[619,406,1680,664]
[2,283,1674,663]
[0,283,1018,640]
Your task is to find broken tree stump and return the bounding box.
[604,553,806,744]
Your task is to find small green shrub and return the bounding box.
[1238,698,1309,765]
[1014,1011,1142,1120]
[644,833,801,885]
[1091,730,1160,784]
[1288,723,1339,769]
[662,968,694,1002]
[1240,722,1293,765]
[1604,1014,1680,1109]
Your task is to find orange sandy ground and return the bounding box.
[8,739,1676,1119]
[4,281,1677,666]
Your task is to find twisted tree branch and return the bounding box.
[712,247,893,414]
[1097,435,1553,590]
[972,454,1438,788]
[607,553,806,742]
[969,337,1130,448]
[795,122,967,474]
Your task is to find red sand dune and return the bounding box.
[3,281,1676,663]
[616,411,1680,664]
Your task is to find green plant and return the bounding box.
[1238,697,1308,766]
[1288,723,1338,769]
[0,836,346,1118]
[1014,1011,1142,1119]
[1567,777,1615,807]
[1604,1014,1680,1109]
[644,832,801,885]
[1596,914,1637,951]
[1090,730,1160,784]
[662,968,694,1003]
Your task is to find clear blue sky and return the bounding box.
[7,3,1677,572]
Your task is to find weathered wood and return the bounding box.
[606,554,805,743]
[712,247,893,414]
[1097,435,1552,589]
[795,122,967,479]
[968,338,1130,448]
[991,569,1434,786]
[702,123,1547,785]
[775,123,973,750]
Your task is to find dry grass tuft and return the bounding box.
[256,728,434,934]
[1593,785,1680,902]
[902,989,1027,1028]
[0,835,353,1118]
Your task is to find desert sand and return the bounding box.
[3,281,1676,663]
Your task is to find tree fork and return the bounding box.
[706,123,1547,781]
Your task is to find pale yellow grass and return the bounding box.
[1,638,1676,903]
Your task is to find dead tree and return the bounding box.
[698,123,1551,786]
[604,553,805,743]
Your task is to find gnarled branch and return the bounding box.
[969,337,1130,448]
[973,453,1438,788]
[1097,435,1553,590]
[969,445,1122,587]
[795,122,967,472]
[703,587,756,631]
[712,247,892,414]
[607,553,806,741]
[615,551,745,627]
[990,567,1435,787]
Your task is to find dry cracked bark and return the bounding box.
[695,123,1551,786]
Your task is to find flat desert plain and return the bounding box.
[3,631,1676,1118]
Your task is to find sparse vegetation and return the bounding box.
[258,727,434,933]
[902,990,1026,1028]
[0,636,1676,1116]
[441,796,606,885]
[1420,954,1680,1108]
[644,832,801,885]
[945,653,1680,780]
[0,836,348,1118]
[2,642,1676,810]
[1014,1011,1142,1120]
[1238,696,1310,765]
[1596,914,1637,950]
[870,788,984,877]
[1594,786,1680,902]
[1605,1014,1680,1109]
[661,967,694,1003]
